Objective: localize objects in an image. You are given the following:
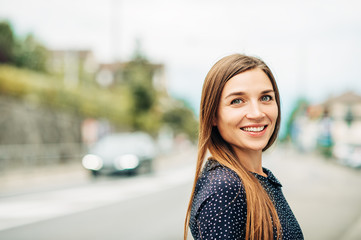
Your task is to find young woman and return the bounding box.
[184,54,303,239]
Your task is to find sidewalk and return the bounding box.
[0,145,197,196]
[0,161,88,196]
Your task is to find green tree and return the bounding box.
[14,34,48,72]
[132,84,154,113]
[0,21,48,72]
[121,54,158,132]
[0,21,15,63]
[162,102,198,142]
[282,98,309,142]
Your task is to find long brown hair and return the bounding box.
[184,54,282,239]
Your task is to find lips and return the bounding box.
[240,125,268,132]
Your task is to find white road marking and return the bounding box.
[0,165,194,232]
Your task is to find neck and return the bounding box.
[233,148,266,177]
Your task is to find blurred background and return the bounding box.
[0,0,361,239]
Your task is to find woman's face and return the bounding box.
[214,68,278,153]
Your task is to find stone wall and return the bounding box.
[0,96,85,170]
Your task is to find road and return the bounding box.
[0,173,193,240]
[263,145,361,240]
[0,147,196,240]
[0,145,361,240]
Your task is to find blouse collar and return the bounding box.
[205,159,283,187]
[252,168,283,187]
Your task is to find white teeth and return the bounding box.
[242,126,265,132]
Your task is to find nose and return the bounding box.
[245,101,265,119]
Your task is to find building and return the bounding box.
[291,91,361,166]
[47,49,99,87]
[96,61,167,93]
[47,49,167,93]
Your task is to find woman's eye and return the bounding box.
[261,95,273,102]
[230,99,243,105]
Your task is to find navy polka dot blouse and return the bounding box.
[189,159,303,240]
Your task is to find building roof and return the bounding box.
[323,91,361,105]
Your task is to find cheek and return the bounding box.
[267,104,278,121]
[274,105,279,119]
[267,108,279,135]
[274,105,279,121]
[216,108,242,127]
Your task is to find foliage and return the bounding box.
[0,21,15,63]
[0,21,199,141]
[13,34,49,72]
[0,62,199,141]
[162,100,198,142]
[0,21,48,72]
[0,65,132,126]
[281,98,309,142]
[120,56,159,134]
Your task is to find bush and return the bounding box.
[0,65,132,126]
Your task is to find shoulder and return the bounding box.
[198,160,242,196]
[191,160,245,218]
[189,160,248,239]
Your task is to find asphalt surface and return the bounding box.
[263,145,361,240]
[0,145,361,240]
[0,172,193,240]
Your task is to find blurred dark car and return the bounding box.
[82,132,157,176]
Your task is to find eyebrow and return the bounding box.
[225,89,275,99]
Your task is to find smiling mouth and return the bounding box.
[241,125,267,132]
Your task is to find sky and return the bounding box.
[1,0,361,125]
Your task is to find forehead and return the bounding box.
[221,68,273,96]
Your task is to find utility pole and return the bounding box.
[110,0,121,62]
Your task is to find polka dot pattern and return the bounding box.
[189,160,303,239]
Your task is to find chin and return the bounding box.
[249,146,266,152]
[244,142,268,152]
[233,143,267,153]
